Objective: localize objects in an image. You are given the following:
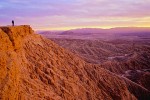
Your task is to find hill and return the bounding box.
[0,25,136,99]
[0,25,150,99]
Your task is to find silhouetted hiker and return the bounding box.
[12,20,14,26]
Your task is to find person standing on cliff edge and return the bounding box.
[12,20,14,26]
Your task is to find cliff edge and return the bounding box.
[0,25,146,99]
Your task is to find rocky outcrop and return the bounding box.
[0,25,141,99]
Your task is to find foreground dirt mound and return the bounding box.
[0,25,147,99]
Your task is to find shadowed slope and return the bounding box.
[49,38,150,99]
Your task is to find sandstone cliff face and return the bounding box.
[0,26,24,100]
[0,25,137,99]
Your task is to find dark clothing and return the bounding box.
[12,20,14,26]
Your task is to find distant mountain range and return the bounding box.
[38,27,150,34]
[38,27,150,40]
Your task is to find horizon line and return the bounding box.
[35,26,150,31]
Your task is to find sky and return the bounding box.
[0,0,150,30]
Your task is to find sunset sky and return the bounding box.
[0,0,150,30]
